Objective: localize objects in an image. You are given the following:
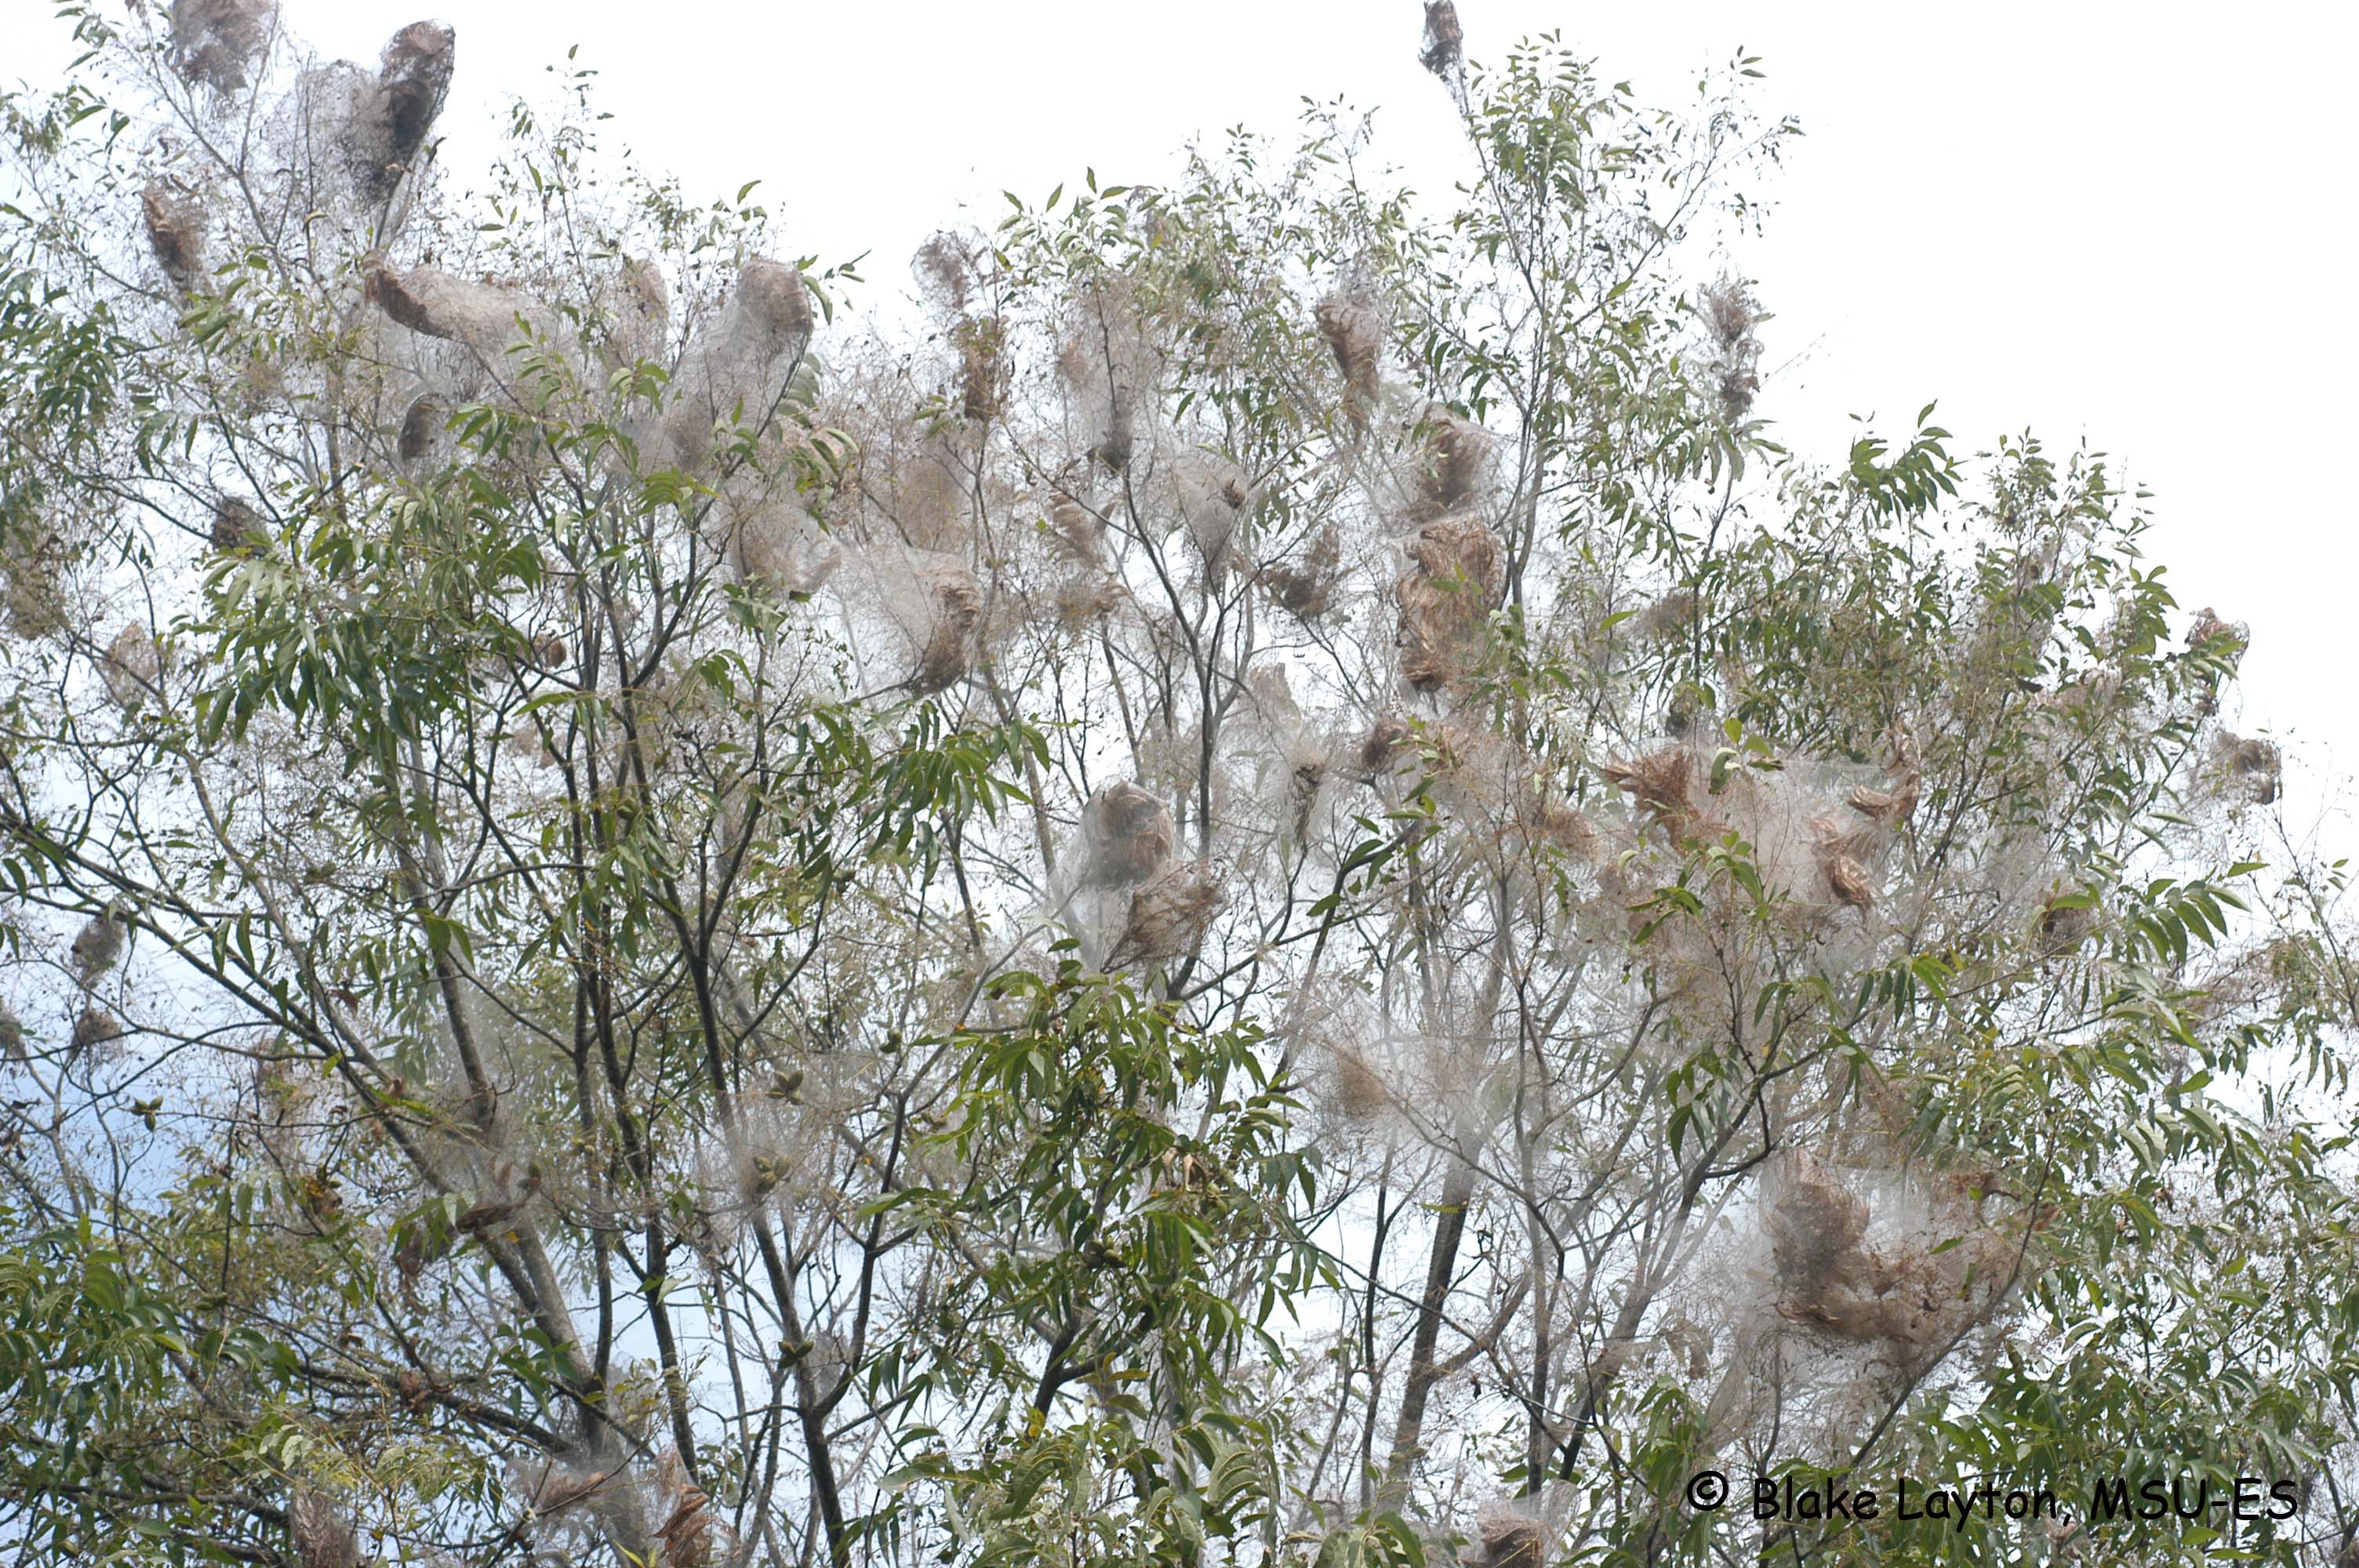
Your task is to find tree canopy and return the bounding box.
[1,3,2355,1566]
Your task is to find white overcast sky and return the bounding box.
[5,1,2355,840]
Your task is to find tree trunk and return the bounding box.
[1379,1153,1478,1506]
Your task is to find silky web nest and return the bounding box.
[1809,813,1877,911]
[349,21,454,201]
[2183,604,2241,655]
[722,501,838,596]
[906,556,983,694]
[1637,586,1698,642]
[1396,515,1505,689]
[874,437,971,555]
[1078,782,1176,889]
[1767,1163,1870,1304]
[1331,1048,1389,1122]
[1511,771,1598,866]
[1058,280,1151,474]
[1172,450,1252,592]
[601,256,671,370]
[171,0,278,94]
[1601,734,1919,917]
[834,540,983,695]
[71,909,126,985]
[211,497,267,554]
[366,258,557,367]
[1358,713,1415,782]
[1045,497,1120,622]
[141,184,208,294]
[914,233,1008,424]
[1263,524,1343,620]
[652,1446,725,1568]
[1405,401,1490,521]
[289,1487,363,1568]
[1468,1507,1544,1568]
[2209,731,2281,806]
[2037,891,2092,958]
[1419,2,1463,75]
[73,1006,127,1060]
[101,622,163,710]
[1048,498,1107,568]
[661,258,815,466]
[1106,860,1226,971]
[1698,274,1767,418]
[1763,1153,2021,1364]
[1291,984,1407,1127]
[953,314,1009,423]
[1600,746,1718,847]
[1314,294,1382,426]
[397,394,448,466]
[1,522,70,638]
